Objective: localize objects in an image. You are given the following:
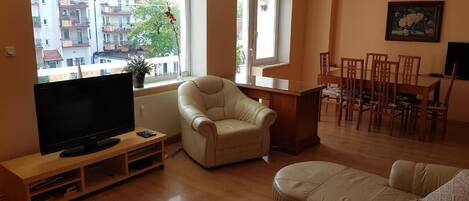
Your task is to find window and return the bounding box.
[66,59,73,66]
[254,0,278,61]
[31,0,190,84]
[75,57,85,65]
[47,61,57,68]
[236,0,291,82]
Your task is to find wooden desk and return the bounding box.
[320,69,441,141]
[237,76,325,154]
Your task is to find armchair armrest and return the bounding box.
[179,105,217,137]
[255,107,277,128]
[234,96,277,128]
[389,160,461,197]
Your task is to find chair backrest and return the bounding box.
[340,58,365,101]
[370,60,400,112]
[320,52,331,85]
[365,53,388,80]
[443,64,458,107]
[398,55,421,84]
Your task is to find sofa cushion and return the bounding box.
[307,168,390,201]
[422,170,469,201]
[273,161,422,201]
[215,119,261,149]
[274,161,347,201]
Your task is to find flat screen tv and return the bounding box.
[34,73,135,157]
[445,42,469,80]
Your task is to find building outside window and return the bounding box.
[32,0,190,84]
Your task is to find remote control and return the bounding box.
[137,130,157,138]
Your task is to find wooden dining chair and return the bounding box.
[365,53,388,80]
[397,55,422,126]
[368,60,403,135]
[412,64,458,139]
[337,58,370,128]
[319,52,340,119]
[398,55,421,84]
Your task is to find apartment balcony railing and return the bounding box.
[60,16,90,28]
[102,5,132,15]
[33,16,42,28]
[104,41,129,51]
[102,24,133,33]
[35,38,43,48]
[59,0,88,9]
[62,39,90,48]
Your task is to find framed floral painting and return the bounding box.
[385,1,444,42]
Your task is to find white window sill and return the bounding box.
[133,76,197,97]
[253,62,289,70]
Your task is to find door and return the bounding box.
[63,29,70,40]
[77,30,83,44]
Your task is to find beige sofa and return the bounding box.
[178,76,277,168]
[273,160,464,201]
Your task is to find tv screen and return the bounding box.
[34,73,135,155]
[445,42,469,79]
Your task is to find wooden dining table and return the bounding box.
[319,68,442,141]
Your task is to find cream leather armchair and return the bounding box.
[178,76,277,168]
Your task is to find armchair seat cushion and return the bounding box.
[215,119,261,150]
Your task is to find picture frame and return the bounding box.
[385,1,444,42]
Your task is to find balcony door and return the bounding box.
[75,10,81,24]
[77,30,83,44]
[63,29,70,40]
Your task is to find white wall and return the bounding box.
[134,90,181,137]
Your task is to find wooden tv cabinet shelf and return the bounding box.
[0,128,166,201]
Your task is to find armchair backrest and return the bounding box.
[179,76,244,121]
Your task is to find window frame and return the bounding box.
[250,0,280,66]
[32,0,191,85]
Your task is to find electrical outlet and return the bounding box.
[4,46,16,57]
[140,105,145,117]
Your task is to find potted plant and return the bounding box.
[123,56,153,88]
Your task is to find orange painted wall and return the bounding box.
[332,0,469,122]
[301,0,335,87]
[263,0,307,80]
[0,0,39,163]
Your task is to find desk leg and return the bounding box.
[420,89,429,141]
[431,82,441,129]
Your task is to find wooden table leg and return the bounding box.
[431,81,441,129]
[420,89,429,141]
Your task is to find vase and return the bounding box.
[133,74,145,88]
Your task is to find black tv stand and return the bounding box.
[60,138,121,157]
